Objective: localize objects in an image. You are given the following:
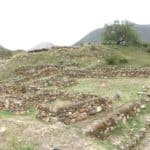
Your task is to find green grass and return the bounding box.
[26,105,37,115]
[0,45,149,81]
[66,78,149,106]
[114,46,150,66]
[0,110,14,118]
[100,140,117,150]
[111,116,144,136]
[12,143,34,150]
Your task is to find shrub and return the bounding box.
[105,55,129,65]
[142,43,149,47]
[90,44,97,51]
[146,48,150,53]
[105,55,118,65]
[119,58,129,64]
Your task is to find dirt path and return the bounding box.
[0,115,103,150]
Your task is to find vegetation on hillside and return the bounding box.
[0,45,150,81]
[102,20,140,45]
[74,24,150,46]
[0,45,12,58]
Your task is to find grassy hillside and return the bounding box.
[75,24,150,45]
[0,45,149,81]
[0,45,150,150]
[0,45,12,58]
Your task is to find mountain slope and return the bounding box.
[75,25,150,45]
[0,45,12,57]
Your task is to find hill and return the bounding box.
[75,24,150,45]
[0,45,12,57]
[0,45,150,81]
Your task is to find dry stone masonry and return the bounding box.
[14,65,150,79]
[0,84,40,95]
[61,92,101,102]
[63,67,150,78]
[0,90,64,113]
[36,97,112,124]
[0,96,26,113]
[29,76,77,88]
[15,65,62,78]
[85,99,149,140]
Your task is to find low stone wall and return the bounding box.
[0,96,26,113]
[85,100,147,140]
[0,100,5,110]
[24,90,63,105]
[30,76,77,88]
[0,84,40,95]
[62,92,100,102]
[15,65,150,79]
[36,97,112,124]
[15,65,62,78]
[63,67,150,78]
[0,90,64,111]
[0,84,25,95]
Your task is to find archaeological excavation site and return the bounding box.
[0,45,150,150]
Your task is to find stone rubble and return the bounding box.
[63,67,150,78]
[36,97,112,124]
[85,99,149,140]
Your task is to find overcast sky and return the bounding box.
[0,0,150,50]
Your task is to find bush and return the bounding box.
[145,44,150,53]
[146,48,150,53]
[105,55,129,65]
[90,44,97,51]
[106,56,117,65]
[119,58,129,64]
[142,43,149,47]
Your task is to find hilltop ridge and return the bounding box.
[75,24,150,45]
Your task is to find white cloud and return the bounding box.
[0,0,149,49]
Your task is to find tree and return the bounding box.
[102,20,140,45]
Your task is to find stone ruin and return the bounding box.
[63,67,150,78]
[0,84,40,95]
[24,90,63,105]
[0,96,26,113]
[36,97,112,124]
[28,76,77,89]
[14,65,62,78]
[0,90,63,113]
[84,99,149,140]
[14,65,150,80]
